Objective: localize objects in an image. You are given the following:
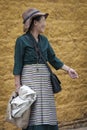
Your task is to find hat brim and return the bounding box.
[31,12,49,19]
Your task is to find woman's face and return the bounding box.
[34,16,46,33]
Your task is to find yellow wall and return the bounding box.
[0,0,87,129]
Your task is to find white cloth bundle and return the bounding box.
[11,85,37,118]
[5,85,37,129]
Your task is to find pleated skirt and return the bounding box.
[21,64,59,130]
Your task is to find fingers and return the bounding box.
[72,70,79,78]
[68,68,79,79]
[15,87,20,93]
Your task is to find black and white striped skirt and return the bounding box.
[21,64,58,126]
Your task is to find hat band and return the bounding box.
[23,10,40,24]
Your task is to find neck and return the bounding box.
[30,29,39,42]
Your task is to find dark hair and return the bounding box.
[28,15,45,32]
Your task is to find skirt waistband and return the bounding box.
[22,63,50,74]
[23,63,46,67]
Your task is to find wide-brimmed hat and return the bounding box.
[22,8,49,32]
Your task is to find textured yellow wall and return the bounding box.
[0,0,87,129]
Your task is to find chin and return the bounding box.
[39,27,45,33]
[40,30,45,33]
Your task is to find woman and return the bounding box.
[13,8,78,130]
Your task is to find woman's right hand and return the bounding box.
[15,83,21,94]
[14,75,21,94]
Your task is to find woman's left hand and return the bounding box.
[67,68,79,79]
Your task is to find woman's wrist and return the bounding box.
[61,64,71,72]
[14,75,21,87]
[66,67,71,73]
[15,82,21,87]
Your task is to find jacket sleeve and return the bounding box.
[47,40,64,70]
[13,37,25,75]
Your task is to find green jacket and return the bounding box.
[13,32,64,75]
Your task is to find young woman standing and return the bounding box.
[13,8,78,130]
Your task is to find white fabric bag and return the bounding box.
[5,85,37,129]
